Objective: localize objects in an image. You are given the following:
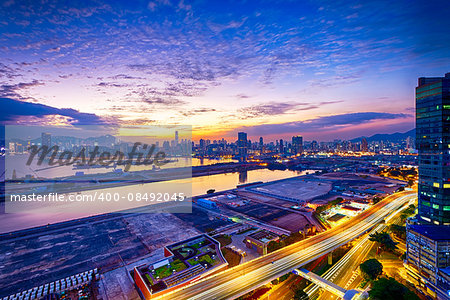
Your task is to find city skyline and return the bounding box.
[1,0,450,141]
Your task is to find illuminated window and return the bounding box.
[433,204,439,209]
[444,184,450,188]
[433,182,440,188]
[443,206,450,211]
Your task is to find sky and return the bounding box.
[1,0,449,142]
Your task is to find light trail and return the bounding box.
[305,194,416,298]
[151,192,415,300]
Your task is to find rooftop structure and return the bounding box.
[244,230,279,255]
[133,234,227,299]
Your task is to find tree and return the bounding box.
[389,224,406,240]
[369,231,398,252]
[372,196,382,204]
[369,277,420,300]
[360,259,383,281]
[279,273,290,282]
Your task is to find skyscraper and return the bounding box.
[416,73,450,225]
[237,132,248,162]
[405,73,450,299]
[361,137,368,152]
[311,140,318,152]
[292,136,303,155]
[175,131,179,145]
[279,139,284,154]
[41,133,51,147]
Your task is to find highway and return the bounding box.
[153,191,415,300]
[305,194,416,299]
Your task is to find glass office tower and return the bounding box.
[292,135,303,155]
[416,72,450,225]
[237,132,248,162]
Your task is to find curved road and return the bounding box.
[153,191,415,300]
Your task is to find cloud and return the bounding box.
[142,97,186,106]
[236,93,251,99]
[0,63,20,79]
[118,81,207,108]
[97,82,128,88]
[0,97,107,125]
[231,112,410,136]
[109,74,144,80]
[147,0,172,12]
[0,80,43,100]
[178,107,216,117]
[237,100,343,118]
[238,102,308,118]
[0,0,448,138]
[208,17,247,33]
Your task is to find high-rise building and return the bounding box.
[41,133,51,147]
[405,225,450,298]
[311,140,318,152]
[237,132,248,162]
[259,137,263,149]
[175,131,179,145]
[361,138,368,152]
[416,73,450,225]
[406,136,414,150]
[292,136,303,155]
[405,73,450,300]
[279,139,284,154]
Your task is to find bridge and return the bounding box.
[292,268,366,300]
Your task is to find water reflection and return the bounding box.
[0,168,310,234]
[238,170,248,183]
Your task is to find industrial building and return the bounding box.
[196,198,219,210]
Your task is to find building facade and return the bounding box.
[244,230,279,255]
[405,73,450,300]
[237,132,248,162]
[416,73,450,225]
[41,132,51,147]
[361,137,368,152]
[292,135,303,155]
[405,225,450,299]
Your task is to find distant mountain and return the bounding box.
[350,129,415,143]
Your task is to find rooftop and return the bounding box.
[247,230,279,243]
[409,225,450,241]
[328,213,346,223]
[341,205,361,212]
